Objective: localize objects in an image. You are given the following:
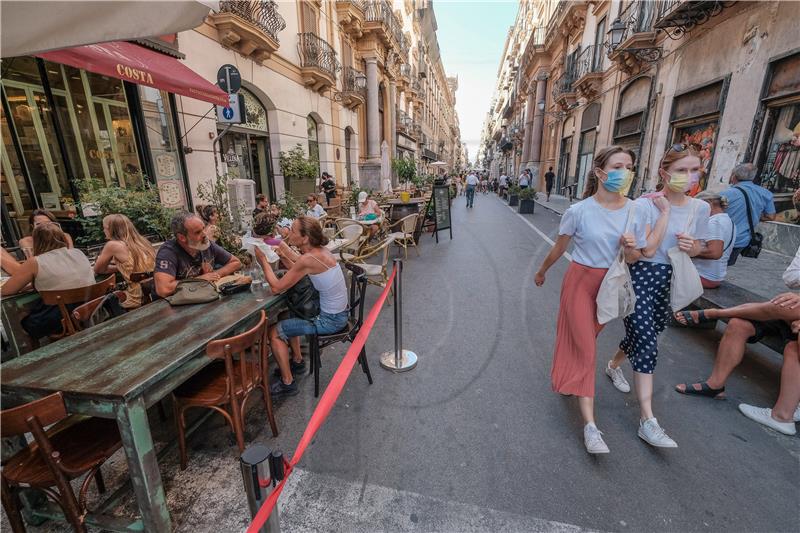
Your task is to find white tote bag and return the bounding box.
[667,201,703,311]
[596,203,637,325]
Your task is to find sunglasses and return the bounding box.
[670,142,702,153]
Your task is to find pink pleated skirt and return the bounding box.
[551,261,607,398]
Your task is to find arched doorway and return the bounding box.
[218,87,276,201]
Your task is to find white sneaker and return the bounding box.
[794,404,800,423]
[738,404,797,436]
[584,424,610,454]
[638,418,678,448]
[605,361,630,393]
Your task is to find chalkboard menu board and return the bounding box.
[432,185,452,242]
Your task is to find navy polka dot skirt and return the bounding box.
[619,261,673,374]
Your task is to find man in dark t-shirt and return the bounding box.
[544,167,556,202]
[321,172,336,205]
[154,212,241,297]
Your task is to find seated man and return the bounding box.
[154,212,241,298]
[305,194,326,219]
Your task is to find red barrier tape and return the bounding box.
[246,264,398,533]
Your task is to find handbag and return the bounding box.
[667,201,704,311]
[734,186,763,258]
[277,271,320,320]
[165,279,219,306]
[596,202,637,325]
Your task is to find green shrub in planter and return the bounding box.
[518,187,536,214]
[508,185,520,206]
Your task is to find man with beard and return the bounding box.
[154,211,241,297]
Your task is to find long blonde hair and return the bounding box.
[103,214,156,272]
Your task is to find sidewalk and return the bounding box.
[532,194,790,300]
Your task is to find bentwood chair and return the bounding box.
[330,224,365,261]
[342,236,396,292]
[1,392,123,533]
[171,311,277,470]
[71,291,127,331]
[335,217,360,232]
[387,213,420,259]
[308,263,373,397]
[39,274,116,338]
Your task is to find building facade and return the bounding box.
[1,0,462,245]
[481,0,800,250]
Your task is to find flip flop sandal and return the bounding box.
[675,310,714,326]
[675,381,726,399]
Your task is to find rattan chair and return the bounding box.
[387,213,420,259]
[342,236,396,291]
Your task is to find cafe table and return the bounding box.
[1,290,285,532]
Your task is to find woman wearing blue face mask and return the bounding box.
[535,146,648,454]
[605,143,711,449]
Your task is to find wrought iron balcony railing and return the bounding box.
[552,74,575,100]
[400,64,411,79]
[574,45,602,79]
[615,0,656,44]
[654,0,734,39]
[364,0,407,53]
[531,26,546,47]
[298,32,341,79]
[341,66,366,93]
[219,0,286,42]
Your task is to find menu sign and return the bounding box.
[432,185,452,242]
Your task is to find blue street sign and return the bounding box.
[222,106,234,120]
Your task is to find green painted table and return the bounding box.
[1,290,286,532]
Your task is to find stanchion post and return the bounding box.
[240,445,282,533]
[380,259,418,372]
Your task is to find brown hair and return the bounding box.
[585,145,637,197]
[103,214,156,273]
[32,223,69,256]
[659,143,701,170]
[197,204,217,224]
[28,208,56,227]
[294,215,329,247]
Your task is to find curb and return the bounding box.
[533,197,568,216]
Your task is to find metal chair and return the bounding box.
[1,392,122,533]
[171,311,277,470]
[387,213,420,259]
[39,274,116,338]
[308,263,372,397]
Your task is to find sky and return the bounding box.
[433,0,519,165]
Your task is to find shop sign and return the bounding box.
[156,153,178,178]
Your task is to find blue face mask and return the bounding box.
[601,169,633,194]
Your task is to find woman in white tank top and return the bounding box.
[255,216,349,398]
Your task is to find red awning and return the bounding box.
[38,41,228,107]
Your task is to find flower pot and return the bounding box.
[508,194,519,206]
[518,198,535,214]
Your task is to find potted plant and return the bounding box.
[518,187,536,214]
[279,144,319,200]
[507,185,520,206]
[392,157,416,191]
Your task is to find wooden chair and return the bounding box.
[130,271,157,304]
[71,291,127,331]
[171,311,277,470]
[1,392,122,533]
[39,274,116,338]
[387,213,420,259]
[308,263,372,397]
[342,236,396,291]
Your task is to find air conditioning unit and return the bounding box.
[227,178,256,230]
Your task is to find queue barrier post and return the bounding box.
[379,259,418,372]
[240,445,283,533]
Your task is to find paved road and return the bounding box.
[12,192,798,532]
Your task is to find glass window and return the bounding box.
[242,88,268,132]
[139,87,187,208]
[1,106,34,217]
[307,115,319,162]
[758,103,800,195]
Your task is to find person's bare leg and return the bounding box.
[609,348,626,369]
[773,342,800,422]
[289,336,302,363]
[677,302,800,324]
[578,396,594,425]
[634,372,654,420]
[269,325,293,384]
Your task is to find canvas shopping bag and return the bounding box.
[596,202,637,325]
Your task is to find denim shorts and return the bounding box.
[276,310,349,341]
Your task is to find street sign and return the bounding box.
[216,93,244,124]
[423,185,452,243]
[216,64,241,94]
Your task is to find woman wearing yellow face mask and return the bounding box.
[605,143,711,449]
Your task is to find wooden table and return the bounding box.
[1,289,40,361]
[1,291,286,532]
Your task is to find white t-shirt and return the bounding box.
[692,213,735,282]
[519,174,529,186]
[306,203,326,218]
[499,176,508,186]
[783,246,800,289]
[559,197,648,269]
[637,197,711,265]
[466,174,479,186]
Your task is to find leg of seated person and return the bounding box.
[290,336,302,364]
[773,341,800,423]
[269,325,294,384]
[702,301,800,323]
[707,318,756,390]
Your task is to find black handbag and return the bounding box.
[278,271,320,320]
[734,186,763,259]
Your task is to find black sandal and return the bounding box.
[674,381,726,399]
[675,310,714,326]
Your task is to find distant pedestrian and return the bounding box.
[606,142,710,450]
[456,177,463,197]
[465,172,479,208]
[535,146,647,454]
[720,163,776,265]
[321,172,337,205]
[545,166,555,201]
[499,174,508,196]
[518,169,529,189]
[691,191,735,288]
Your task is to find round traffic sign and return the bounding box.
[216,64,241,94]
[222,106,235,120]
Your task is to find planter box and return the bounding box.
[508,194,519,206]
[518,199,535,214]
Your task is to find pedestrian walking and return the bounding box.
[465,172,479,208]
[605,143,711,449]
[545,166,555,201]
[719,163,776,265]
[535,146,647,454]
[499,174,508,196]
[456,176,463,197]
[518,169,529,189]
[321,172,337,206]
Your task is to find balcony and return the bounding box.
[298,33,341,93]
[210,0,286,63]
[654,0,734,39]
[552,73,577,110]
[363,0,407,58]
[544,0,588,51]
[335,0,367,39]
[573,45,603,100]
[397,109,414,136]
[607,0,657,71]
[337,66,366,109]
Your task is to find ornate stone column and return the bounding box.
[388,78,397,160]
[365,56,380,161]
[528,73,548,184]
[521,83,536,166]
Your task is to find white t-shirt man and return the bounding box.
[466,174,479,186]
[499,175,508,187]
[692,213,735,282]
[559,197,648,269]
[306,203,326,219]
[519,173,529,187]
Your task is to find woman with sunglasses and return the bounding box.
[605,143,710,448]
[535,146,648,454]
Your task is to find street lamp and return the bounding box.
[605,17,664,63]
